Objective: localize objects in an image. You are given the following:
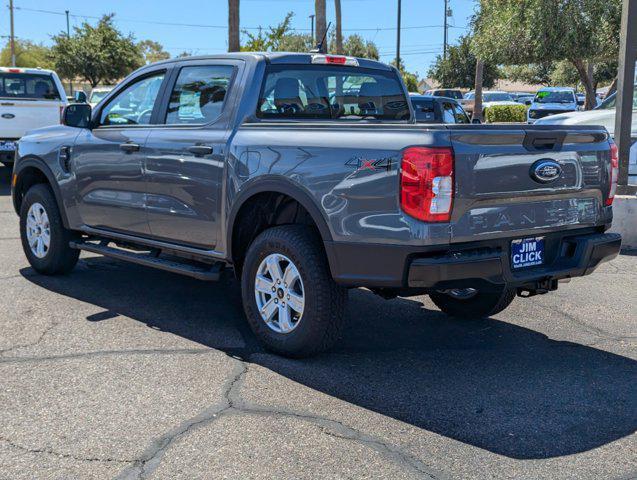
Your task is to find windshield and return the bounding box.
[89,90,111,103]
[534,90,575,104]
[257,65,410,121]
[597,85,637,110]
[0,73,61,100]
[483,92,513,102]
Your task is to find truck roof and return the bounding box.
[0,66,57,75]
[146,52,394,71]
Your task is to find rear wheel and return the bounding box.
[241,225,347,358]
[429,286,516,319]
[19,184,79,275]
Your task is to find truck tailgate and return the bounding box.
[449,125,612,243]
[0,100,62,139]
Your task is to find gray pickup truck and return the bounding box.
[11,53,621,357]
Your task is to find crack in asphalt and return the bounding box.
[0,320,59,356]
[535,303,637,343]
[114,358,442,480]
[0,436,133,464]
[0,347,216,364]
[115,361,247,480]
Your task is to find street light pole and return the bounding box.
[309,14,315,42]
[396,0,401,69]
[614,0,637,193]
[65,10,70,37]
[9,0,16,66]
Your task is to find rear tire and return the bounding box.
[241,225,347,358]
[19,184,79,275]
[429,286,516,319]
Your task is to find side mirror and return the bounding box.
[471,118,482,124]
[525,100,532,106]
[74,91,88,103]
[62,103,92,129]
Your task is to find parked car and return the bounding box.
[535,84,637,182]
[511,92,535,106]
[423,88,464,101]
[0,67,67,167]
[88,86,114,107]
[410,94,470,124]
[11,53,620,357]
[463,90,518,117]
[527,87,578,123]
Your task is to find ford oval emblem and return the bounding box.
[530,159,562,183]
[1,113,15,119]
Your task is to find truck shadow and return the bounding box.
[21,257,637,460]
[0,166,11,196]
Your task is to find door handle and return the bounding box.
[187,145,213,156]
[119,142,140,153]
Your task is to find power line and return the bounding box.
[12,6,468,32]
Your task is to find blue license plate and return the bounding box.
[0,141,16,152]
[511,237,545,269]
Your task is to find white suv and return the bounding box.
[0,67,68,166]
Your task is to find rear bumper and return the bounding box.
[325,230,621,290]
[407,232,621,290]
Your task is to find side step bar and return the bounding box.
[70,241,224,281]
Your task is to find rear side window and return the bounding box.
[257,64,410,121]
[0,73,61,100]
[165,65,234,125]
[411,99,436,122]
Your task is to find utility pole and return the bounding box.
[65,10,70,37]
[9,0,16,66]
[443,0,449,59]
[472,59,484,123]
[614,0,637,193]
[396,0,401,69]
[309,14,315,42]
[334,0,343,55]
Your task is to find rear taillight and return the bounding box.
[607,142,619,206]
[400,146,454,222]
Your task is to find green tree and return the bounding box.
[51,14,143,88]
[0,40,53,69]
[500,62,554,86]
[330,34,379,60]
[138,40,170,65]
[428,35,499,89]
[472,0,621,109]
[391,58,419,92]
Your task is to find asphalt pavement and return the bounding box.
[0,166,635,479]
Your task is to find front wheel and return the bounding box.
[19,184,79,275]
[241,225,347,358]
[429,286,516,319]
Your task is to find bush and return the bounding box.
[484,104,527,123]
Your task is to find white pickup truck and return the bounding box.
[0,67,67,166]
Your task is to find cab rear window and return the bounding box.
[257,64,410,121]
[0,73,61,100]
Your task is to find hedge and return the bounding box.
[484,104,528,123]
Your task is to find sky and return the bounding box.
[1,0,476,77]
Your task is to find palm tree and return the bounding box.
[228,0,240,52]
[315,0,327,52]
[334,0,343,54]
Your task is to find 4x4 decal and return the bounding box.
[345,156,394,172]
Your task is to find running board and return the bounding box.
[69,241,224,281]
